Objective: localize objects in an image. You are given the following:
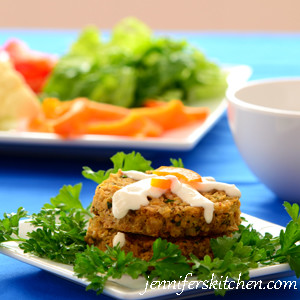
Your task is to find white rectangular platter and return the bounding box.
[0,213,294,299]
[0,65,251,151]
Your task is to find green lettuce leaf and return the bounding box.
[42,18,227,107]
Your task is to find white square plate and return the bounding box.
[0,65,251,151]
[0,213,294,299]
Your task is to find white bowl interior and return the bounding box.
[235,79,300,112]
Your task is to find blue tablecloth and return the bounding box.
[1,30,300,300]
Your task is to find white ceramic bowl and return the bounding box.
[226,78,300,202]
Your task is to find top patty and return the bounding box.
[90,170,241,238]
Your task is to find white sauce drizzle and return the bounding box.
[203,176,216,182]
[112,177,167,219]
[195,177,241,198]
[167,175,214,223]
[122,170,157,180]
[112,171,241,224]
[112,232,126,248]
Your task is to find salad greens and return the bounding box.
[0,151,300,296]
[42,18,227,107]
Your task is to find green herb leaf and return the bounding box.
[0,207,28,243]
[164,199,174,203]
[74,245,148,295]
[286,245,300,277]
[148,238,191,281]
[81,166,107,185]
[275,202,300,276]
[42,183,91,218]
[284,201,300,223]
[43,183,83,210]
[74,239,190,293]
[111,151,153,172]
[82,151,153,184]
[20,208,88,264]
[170,158,184,168]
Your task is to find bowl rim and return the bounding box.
[226,77,300,117]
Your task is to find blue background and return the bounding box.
[0,30,300,299]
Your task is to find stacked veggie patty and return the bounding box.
[85,170,241,260]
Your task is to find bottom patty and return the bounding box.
[85,216,230,261]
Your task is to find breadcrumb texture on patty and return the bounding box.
[90,170,241,238]
[85,217,214,261]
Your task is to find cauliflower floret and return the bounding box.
[0,51,41,131]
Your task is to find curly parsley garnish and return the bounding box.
[73,201,300,296]
[19,208,88,264]
[82,151,184,184]
[82,151,153,184]
[0,207,28,243]
[74,239,190,295]
[0,151,300,296]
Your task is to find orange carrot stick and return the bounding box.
[33,98,209,138]
[51,98,89,137]
[143,99,166,108]
[132,100,196,131]
[86,112,163,137]
[144,99,210,122]
[132,100,186,130]
[42,97,74,119]
[184,106,210,122]
[86,101,129,122]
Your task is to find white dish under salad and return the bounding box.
[0,213,294,300]
[0,65,251,151]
